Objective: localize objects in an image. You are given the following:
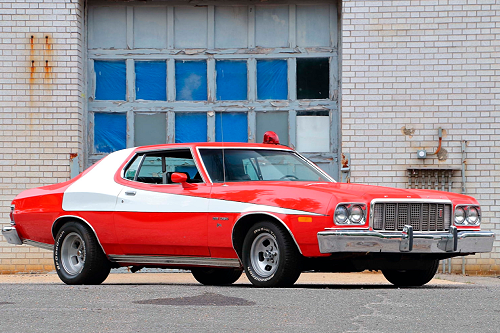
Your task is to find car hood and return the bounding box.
[210,181,478,216]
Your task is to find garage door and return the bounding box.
[87,0,340,178]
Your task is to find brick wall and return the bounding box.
[342,0,500,274]
[0,0,85,273]
[1,0,499,275]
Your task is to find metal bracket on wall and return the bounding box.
[407,167,460,192]
[340,152,350,183]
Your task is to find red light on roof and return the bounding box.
[263,131,280,145]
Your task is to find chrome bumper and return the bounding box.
[2,226,23,245]
[317,225,495,254]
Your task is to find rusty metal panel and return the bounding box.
[174,6,208,49]
[134,6,167,49]
[255,5,289,48]
[296,4,330,47]
[90,6,127,49]
[215,6,248,49]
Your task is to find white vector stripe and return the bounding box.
[63,148,134,212]
[116,187,321,216]
[63,148,322,216]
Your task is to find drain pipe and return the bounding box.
[461,140,467,275]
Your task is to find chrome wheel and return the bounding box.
[60,232,86,275]
[250,232,280,278]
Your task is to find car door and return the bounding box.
[114,149,211,256]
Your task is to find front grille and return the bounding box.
[372,202,451,231]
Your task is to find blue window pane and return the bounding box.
[215,113,248,142]
[257,60,287,100]
[216,61,247,100]
[175,61,207,101]
[94,113,126,153]
[95,61,126,100]
[175,113,207,143]
[136,61,166,100]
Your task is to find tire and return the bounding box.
[382,259,439,287]
[191,268,243,286]
[242,221,302,287]
[54,221,111,285]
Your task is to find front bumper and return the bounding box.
[2,226,23,245]
[317,225,495,254]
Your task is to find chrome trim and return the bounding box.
[23,239,53,251]
[369,198,453,230]
[317,226,495,254]
[2,226,23,245]
[334,202,367,225]
[231,212,304,257]
[108,255,241,268]
[52,215,107,255]
[454,204,481,226]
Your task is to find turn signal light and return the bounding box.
[9,205,15,226]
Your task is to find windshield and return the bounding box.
[199,149,331,183]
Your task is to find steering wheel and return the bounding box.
[280,175,299,180]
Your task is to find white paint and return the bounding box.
[62,148,134,211]
[63,147,322,216]
[116,187,321,216]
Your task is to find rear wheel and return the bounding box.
[242,221,302,287]
[54,222,110,285]
[191,268,243,286]
[382,259,439,287]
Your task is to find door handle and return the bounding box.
[125,191,136,196]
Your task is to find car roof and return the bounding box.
[133,142,294,153]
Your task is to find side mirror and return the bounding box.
[170,172,197,189]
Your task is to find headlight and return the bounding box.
[334,205,348,224]
[454,207,465,224]
[454,205,480,226]
[349,205,364,223]
[467,207,479,225]
[334,203,366,225]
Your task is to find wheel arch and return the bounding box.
[231,212,303,261]
[52,215,107,255]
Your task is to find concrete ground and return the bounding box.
[2,270,500,332]
[1,270,498,286]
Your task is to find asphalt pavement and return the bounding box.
[1,271,499,332]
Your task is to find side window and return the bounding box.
[124,154,143,180]
[129,149,203,184]
[136,155,164,184]
[163,149,202,183]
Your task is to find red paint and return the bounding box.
[10,143,484,270]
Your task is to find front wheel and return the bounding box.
[242,221,302,287]
[191,268,243,286]
[382,259,439,287]
[54,222,111,285]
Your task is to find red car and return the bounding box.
[3,133,494,287]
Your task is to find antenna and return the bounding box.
[220,113,226,185]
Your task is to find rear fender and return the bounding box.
[52,215,107,255]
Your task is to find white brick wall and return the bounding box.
[0,0,84,273]
[342,0,500,274]
[0,0,498,275]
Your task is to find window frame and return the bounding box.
[87,2,341,180]
[121,148,207,185]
